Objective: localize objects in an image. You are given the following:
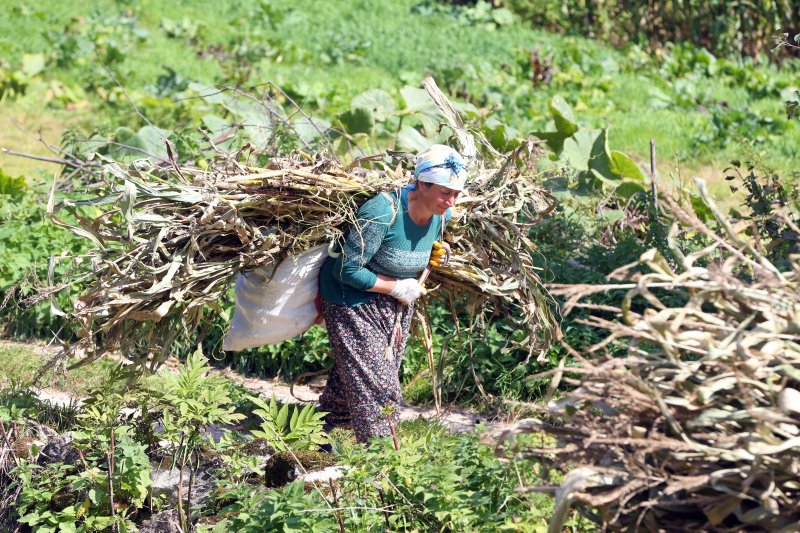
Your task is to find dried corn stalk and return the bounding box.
[498,180,800,532]
[44,79,559,370]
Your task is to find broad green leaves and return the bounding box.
[338,107,374,135]
[482,117,520,152]
[549,95,579,136]
[249,394,330,452]
[396,125,430,151]
[292,116,332,144]
[110,125,171,162]
[222,479,338,532]
[339,88,398,137]
[328,84,471,157]
[351,88,395,121]
[534,96,646,199]
[20,53,46,77]
[610,150,646,181]
[191,82,287,151]
[560,128,595,170]
[400,85,435,113]
[400,85,441,137]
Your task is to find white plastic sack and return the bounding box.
[222,244,328,351]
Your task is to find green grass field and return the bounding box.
[0,341,118,394]
[1,0,797,184]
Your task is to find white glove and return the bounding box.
[389,278,426,305]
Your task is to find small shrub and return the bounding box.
[249,394,329,452]
[13,426,150,533]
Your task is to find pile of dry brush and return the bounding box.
[38,78,559,373]
[500,181,800,532]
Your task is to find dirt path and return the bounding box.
[2,340,499,435]
[216,366,488,432]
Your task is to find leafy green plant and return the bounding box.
[693,105,789,154]
[249,394,329,452]
[0,62,28,99]
[0,182,88,340]
[12,425,148,533]
[330,421,555,531]
[62,364,150,529]
[145,349,244,531]
[411,0,517,30]
[0,383,38,427]
[0,371,84,433]
[13,461,86,532]
[0,53,45,100]
[534,95,646,198]
[726,161,800,270]
[206,431,265,492]
[206,420,560,532]
[0,168,27,197]
[161,16,205,42]
[214,480,337,533]
[72,426,152,523]
[787,90,799,120]
[46,11,149,70]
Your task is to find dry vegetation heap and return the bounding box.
[501,183,800,532]
[41,80,559,371]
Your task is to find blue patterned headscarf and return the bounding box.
[414,144,467,191]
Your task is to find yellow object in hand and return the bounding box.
[428,241,451,267]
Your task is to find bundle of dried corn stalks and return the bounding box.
[499,180,800,532]
[44,79,558,370]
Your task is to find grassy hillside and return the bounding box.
[1,0,797,182]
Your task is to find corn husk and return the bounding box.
[498,180,800,532]
[44,79,559,369]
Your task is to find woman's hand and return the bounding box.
[429,241,451,267]
[388,278,427,305]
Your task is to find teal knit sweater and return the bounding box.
[319,186,451,307]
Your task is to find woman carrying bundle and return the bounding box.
[317,144,466,443]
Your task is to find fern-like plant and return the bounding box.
[145,349,244,531]
[248,395,329,452]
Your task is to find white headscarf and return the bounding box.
[414,144,467,191]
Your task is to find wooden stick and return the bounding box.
[385,265,433,360]
[329,480,346,533]
[650,139,658,215]
[0,147,78,167]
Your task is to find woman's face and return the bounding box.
[421,183,459,215]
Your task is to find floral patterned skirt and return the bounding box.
[319,294,414,443]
